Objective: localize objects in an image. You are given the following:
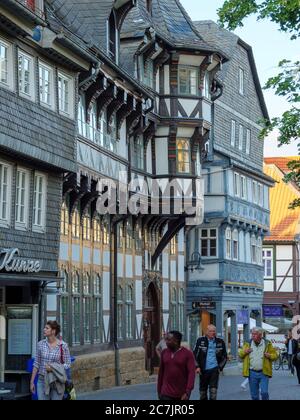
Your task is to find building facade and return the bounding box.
[0,0,79,395]
[186,21,274,357]
[263,157,300,332]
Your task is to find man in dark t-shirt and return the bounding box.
[157,331,196,401]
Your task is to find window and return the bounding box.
[246,129,251,155]
[0,38,13,89]
[125,285,133,339]
[263,249,273,278]
[231,120,236,147]
[258,183,263,207]
[170,235,177,255]
[234,173,240,197]
[171,288,177,330]
[257,237,263,265]
[15,168,30,230]
[117,286,123,339]
[108,12,117,62]
[144,59,154,88]
[178,66,198,95]
[177,139,190,174]
[135,223,142,251]
[203,71,210,100]
[178,289,185,333]
[93,218,101,243]
[72,272,81,345]
[60,270,69,343]
[88,102,97,143]
[201,229,217,257]
[107,113,117,152]
[195,146,201,176]
[83,214,91,241]
[33,173,46,232]
[72,208,80,238]
[99,110,106,147]
[117,223,124,249]
[93,274,102,343]
[240,176,247,200]
[60,201,69,236]
[239,125,243,150]
[83,273,91,344]
[0,162,12,227]
[18,51,35,100]
[103,217,110,245]
[39,62,54,108]
[126,221,133,249]
[58,72,74,118]
[225,228,232,259]
[78,97,86,137]
[233,229,239,261]
[133,136,144,170]
[251,235,257,264]
[239,68,244,95]
[146,0,152,14]
[252,181,257,204]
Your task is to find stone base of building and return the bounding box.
[72,347,150,393]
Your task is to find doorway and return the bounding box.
[143,282,160,373]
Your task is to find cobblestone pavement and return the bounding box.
[78,370,300,400]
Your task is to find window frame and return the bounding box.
[176,138,191,174]
[246,129,251,155]
[234,172,240,197]
[225,227,232,260]
[239,67,244,95]
[38,60,55,109]
[58,70,74,119]
[18,50,35,101]
[238,124,243,151]
[0,161,12,228]
[0,37,14,91]
[178,65,198,96]
[232,229,239,261]
[32,171,47,233]
[201,228,217,258]
[231,120,236,147]
[15,167,30,230]
[240,175,247,200]
[263,248,274,278]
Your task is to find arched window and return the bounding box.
[93,274,102,343]
[178,289,185,333]
[108,11,117,62]
[117,286,123,339]
[72,208,80,238]
[233,229,239,261]
[60,201,69,236]
[103,216,110,245]
[93,217,101,243]
[176,139,190,173]
[171,288,177,330]
[125,285,134,339]
[83,214,91,241]
[126,220,133,249]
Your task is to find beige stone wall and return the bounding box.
[71,347,150,393]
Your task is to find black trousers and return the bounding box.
[295,364,300,384]
[288,355,295,374]
[199,368,220,400]
[159,395,182,401]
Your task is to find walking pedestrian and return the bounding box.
[292,338,300,385]
[193,324,227,401]
[30,321,71,400]
[156,333,167,359]
[239,327,278,400]
[285,330,297,375]
[157,331,195,401]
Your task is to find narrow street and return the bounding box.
[78,370,300,401]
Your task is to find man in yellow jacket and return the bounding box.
[239,327,278,400]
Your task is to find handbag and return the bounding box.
[60,340,77,400]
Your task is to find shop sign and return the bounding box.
[263,305,283,318]
[0,248,41,273]
[192,301,216,310]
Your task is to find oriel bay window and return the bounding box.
[177,139,190,174]
[201,229,217,257]
[0,162,12,227]
[178,66,198,95]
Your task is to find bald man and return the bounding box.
[193,325,227,400]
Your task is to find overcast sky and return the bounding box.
[180,0,300,157]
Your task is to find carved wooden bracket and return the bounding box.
[96,84,117,121]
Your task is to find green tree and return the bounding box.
[218,0,300,206]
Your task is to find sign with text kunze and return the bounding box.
[263,305,283,318]
[0,248,41,273]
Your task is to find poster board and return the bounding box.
[8,319,32,355]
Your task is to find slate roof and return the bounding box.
[194,20,269,121]
[264,157,300,242]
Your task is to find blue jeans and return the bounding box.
[37,378,64,401]
[249,370,270,400]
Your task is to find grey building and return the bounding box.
[186,21,274,357]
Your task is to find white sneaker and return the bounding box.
[241,385,247,391]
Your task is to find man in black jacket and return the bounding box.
[193,324,227,400]
[285,329,298,375]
